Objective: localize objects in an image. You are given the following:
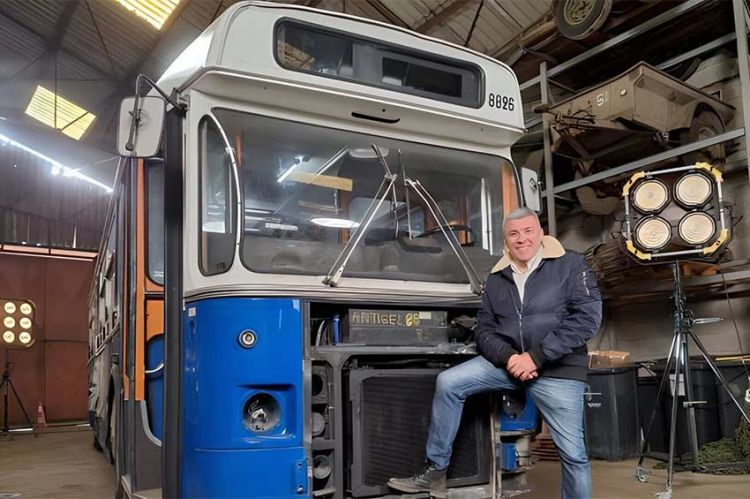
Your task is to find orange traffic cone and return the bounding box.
[36,401,47,430]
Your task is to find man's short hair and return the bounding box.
[505,207,540,223]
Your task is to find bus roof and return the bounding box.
[157,1,525,143]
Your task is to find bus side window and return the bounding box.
[199,117,236,275]
[145,162,164,285]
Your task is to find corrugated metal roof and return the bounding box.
[181,0,225,30]
[0,0,552,248]
[0,14,47,70]
[0,0,66,41]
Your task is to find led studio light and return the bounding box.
[678,212,716,246]
[622,163,730,260]
[1,298,36,348]
[632,179,669,213]
[634,216,672,250]
[675,172,713,208]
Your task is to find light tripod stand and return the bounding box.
[0,349,36,437]
[635,262,750,499]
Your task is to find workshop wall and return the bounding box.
[0,252,93,425]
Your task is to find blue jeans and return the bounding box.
[426,356,590,499]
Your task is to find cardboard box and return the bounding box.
[589,350,632,369]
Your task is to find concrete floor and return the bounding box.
[0,426,115,499]
[526,459,750,498]
[1,428,749,498]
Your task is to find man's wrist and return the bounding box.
[499,349,519,367]
[527,348,545,369]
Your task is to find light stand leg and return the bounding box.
[672,262,701,469]
[8,379,36,434]
[0,357,37,437]
[665,329,682,495]
[688,330,750,426]
[637,332,679,469]
[680,333,701,468]
[1,373,9,434]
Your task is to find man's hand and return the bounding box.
[507,353,538,381]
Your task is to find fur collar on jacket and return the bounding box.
[491,235,566,274]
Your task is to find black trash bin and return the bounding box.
[585,367,639,461]
[642,359,722,456]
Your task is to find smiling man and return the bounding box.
[388,207,602,499]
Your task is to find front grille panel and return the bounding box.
[349,369,490,497]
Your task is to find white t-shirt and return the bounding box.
[509,246,544,304]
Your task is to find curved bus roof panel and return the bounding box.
[157,1,524,145]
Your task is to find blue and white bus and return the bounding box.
[90,2,530,498]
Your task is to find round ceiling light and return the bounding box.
[632,179,669,213]
[19,331,32,344]
[675,172,713,208]
[4,302,16,314]
[3,316,15,329]
[19,317,32,329]
[3,331,14,343]
[20,302,33,315]
[310,217,361,229]
[635,216,672,251]
[679,212,716,246]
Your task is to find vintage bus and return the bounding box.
[88,1,531,498]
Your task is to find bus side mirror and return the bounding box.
[521,167,541,212]
[117,96,165,158]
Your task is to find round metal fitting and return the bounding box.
[238,329,258,348]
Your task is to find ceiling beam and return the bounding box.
[363,0,410,29]
[293,0,326,6]
[48,1,81,56]
[486,0,523,30]
[415,0,474,34]
[85,0,195,151]
[0,9,112,84]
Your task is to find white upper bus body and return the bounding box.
[155,1,525,302]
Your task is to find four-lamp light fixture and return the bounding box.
[622,162,730,261]
[1,299,35,349]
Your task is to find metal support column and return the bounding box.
[163,108,184,499]
[540,62,556,236]
[733,0,750,184]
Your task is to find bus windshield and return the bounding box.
[209,109,510,284]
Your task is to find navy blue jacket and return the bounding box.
[475,237,602,381]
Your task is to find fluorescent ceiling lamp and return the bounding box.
[0,132,113,193]
[114,0,180,30]
[24,86,96,140]
[311,217,360,229]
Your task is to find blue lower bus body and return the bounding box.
[181,297,308,498]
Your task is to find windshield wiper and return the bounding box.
[323,144,398,287]
[404,177,484,295]
[323,145,482,294]
[323,171,398,287]
[397,150,414,239]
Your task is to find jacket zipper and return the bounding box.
[511,290,525,352]
[582,270,591,296]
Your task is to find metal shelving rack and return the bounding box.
[518,0,750,237]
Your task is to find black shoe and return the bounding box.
[387,461,447,498]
